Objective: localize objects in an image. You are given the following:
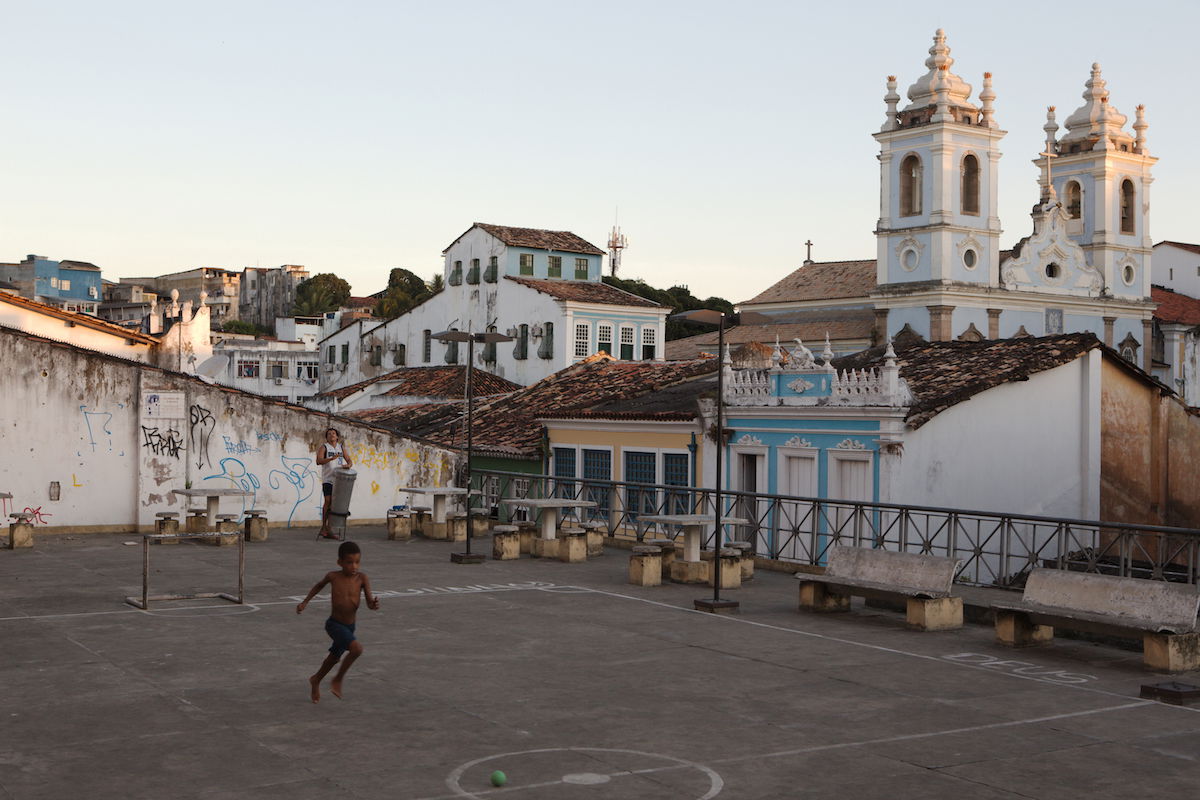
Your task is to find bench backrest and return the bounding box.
[825,546,960,596]
[1023,569,1199,633]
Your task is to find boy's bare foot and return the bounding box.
[309,675,321,703]
[330,678,343,699]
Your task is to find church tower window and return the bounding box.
[900,155,922,217]
[1065,181,1082,219]
[961,154,980,215]
[1120,180,1136,234]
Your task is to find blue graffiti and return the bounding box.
[79,405,114,454]
[222,435,261,455]
[268,454,320,527]
[203,458,261,520]
[256,431,283,442]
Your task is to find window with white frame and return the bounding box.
[296,361,318,381]
[268,361,287,379]
[641,327,657,360]
[60,279,71,291]
[574,323,590,357]
[236,359,261,378]
[597,323,613,355]
[619,326,635,359]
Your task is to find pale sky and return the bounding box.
[3,1,1195,302]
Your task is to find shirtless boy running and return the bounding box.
[296,540,380,702]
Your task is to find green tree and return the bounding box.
[219,319,271,336]
[374,268,434,320]
[428,273,444,294]
[293,273,351,316]
[602,276,733,340]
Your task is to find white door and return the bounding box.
[779,454,817,560]
[831,456,872,544]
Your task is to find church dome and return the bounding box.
[1060,63,1133,147]
[902,29,978,114]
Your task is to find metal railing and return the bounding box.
[472,469,1200,589]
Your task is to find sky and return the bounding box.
[3,1,1196,302]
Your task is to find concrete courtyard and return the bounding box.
[1,527,1198,799]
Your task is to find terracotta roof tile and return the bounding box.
[1154,240,1200,256]
[665,311,876,361]
[348,356,714,458]
[447,223,605,256]
[0,291,159,344]
[1152,285,1200,326]
[316,366,521,402]
[741,259,876,306]
[833,333,1104,429]
[505,276,664,308]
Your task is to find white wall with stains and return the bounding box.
[0,326,462,533]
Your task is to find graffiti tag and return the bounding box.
[189,404,215,469]
[941,653,1097,684]
[222,436,260,455]
[268,454,320,527]
[22,506,53,526]
[141,426,184,459]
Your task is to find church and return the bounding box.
[680,30,1170,390]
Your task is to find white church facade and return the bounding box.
[737,30,1167,383]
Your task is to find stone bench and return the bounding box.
[648,538,677,580]
[8,513,34,549]
[582,521,606,557]
[709,548,742,590]
[387,508,413,541]
[154,511,180,543]
[243,509,269,543]
[992,569,1200,672]
[629,545,662,586]
[185,508,208,533]
[558,527,587,563]
[491,525,520,560]
[727,540,754,581]
[797,547,963,631]
[445,511,468,543]
[516,521,537,554]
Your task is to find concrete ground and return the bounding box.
[2,527,1199,800]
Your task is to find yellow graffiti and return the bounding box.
[72,474,84,487]
[347,443,404,473]
[370,481,380,495]
[404,449,418,462]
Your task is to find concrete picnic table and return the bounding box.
[639,513,750,563]
[400,487,471,525]
[172,488,254,527]
[501,497,598,540]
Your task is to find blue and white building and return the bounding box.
[318,223,669,395]
[0,254,102,314]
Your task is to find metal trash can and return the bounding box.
[329,468,357,519]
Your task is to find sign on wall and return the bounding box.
[143,391,186,419]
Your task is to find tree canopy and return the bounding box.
[292,273,351,316]
[602,276,734,340]
[373,268,441,320]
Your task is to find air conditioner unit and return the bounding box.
[273,378,283,385]
[530,324,544,338]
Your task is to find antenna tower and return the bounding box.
[607,225,628,277]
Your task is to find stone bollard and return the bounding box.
[410,507,432,538]
[629,545,662,586]
[8,513,34,549]
[387,510,412,541]
[470,514,489,538]
[649,539,677,580]
[213,515,240,546]
[708,548,742,590]
[185,508,207,534]
[244,510,269,543]
[446,512,468,543]
[727,541,754,581]
[155,512,180,545]
[558,528,587,563]
[530,536,559,559]
[491,525,520,560]
[516,521,537,554]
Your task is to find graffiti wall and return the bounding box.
[0,327,461,533]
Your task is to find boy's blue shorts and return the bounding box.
[325,617,356,658]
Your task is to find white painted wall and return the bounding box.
[0,327,461,533]
[892,356,1096,518]
[1152,243,1200,297]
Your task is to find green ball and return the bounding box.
[490,770,507,787]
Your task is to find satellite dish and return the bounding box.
[196,354,229,378]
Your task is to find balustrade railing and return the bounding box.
[472,469,1200,588]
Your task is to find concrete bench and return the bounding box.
[445,511,467,542]
[629,545,663,586]
[185,508,208,533]
[491,524,520,560]
[582,520,606,556]
[992,569,1200,672]
[155,511,180,519]
[154,511,181,543]
[727,540,754,581]
[387,508,413,541]
[558,527,587,563]
[516,521,537,554]
[648,538,677,580]
[710,548,742,590]
[8,513,34,549]
[797,547,963,631]
[243,509,269,543]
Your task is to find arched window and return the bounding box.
[1066,181,1082,219]
[1120,180,1136,234]
[900,155,922,217]
[961,154,980,215]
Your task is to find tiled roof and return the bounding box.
[1152,285,1200,326]
[447,223,605,256]
[833,333,1106,429]
[0,291,159,344]
[316,366,521,402]
[542,373,716,422]
[345,296,377,309]
[348,355,715,458]
[1154,240,1200,256]
[665,311,876,360]
[505,276,665,308]
[740,259,876,306]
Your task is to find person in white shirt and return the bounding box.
[316,427,353,539]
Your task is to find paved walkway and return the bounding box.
[1,527,1198,799]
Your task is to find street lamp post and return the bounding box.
[432,328,514,564]
[669,309,769,612]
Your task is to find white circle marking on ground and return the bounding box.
[443,746,723,799]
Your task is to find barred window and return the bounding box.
[598,323,613,355]
[548,256,562,278]
[575,257,589,279]
[574,323,590,357]
[641,327,657,360]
